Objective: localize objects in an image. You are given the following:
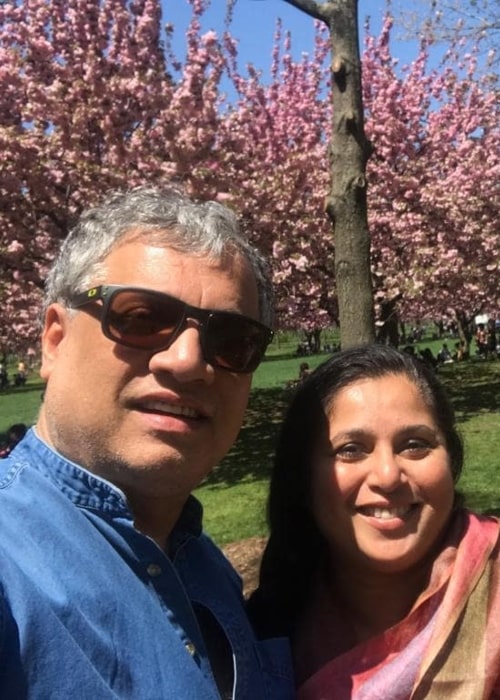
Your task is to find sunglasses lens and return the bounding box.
[205,314,271,372]
[106,290,184,349]
[99,287,271,372]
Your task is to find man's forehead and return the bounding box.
[102,235,252,276]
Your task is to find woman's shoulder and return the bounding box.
[463,508,500,530]
[459,508,500,561]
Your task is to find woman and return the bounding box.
[249,345,500,698]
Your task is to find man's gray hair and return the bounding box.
[44,185,274,326]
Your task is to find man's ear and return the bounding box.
[40,304,70,381]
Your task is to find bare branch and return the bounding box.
[396,0,500,68]
[282,0,330,24]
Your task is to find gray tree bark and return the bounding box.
[283,0,375,347]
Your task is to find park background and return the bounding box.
[1,328,499,551]
[0,0,499,577]
[1,0,498,351]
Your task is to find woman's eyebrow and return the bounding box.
[329,424,439,441]
[329,428,371,442]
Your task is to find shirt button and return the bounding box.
[147,563,162,577]
[185,641,196,656]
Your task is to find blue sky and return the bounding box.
[162,0,422,80]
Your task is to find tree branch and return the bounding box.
[281,0,330,24]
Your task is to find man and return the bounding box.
[0,186,292,698]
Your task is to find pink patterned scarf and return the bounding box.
[297,511,500,699]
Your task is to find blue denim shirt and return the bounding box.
[0,430,293,699]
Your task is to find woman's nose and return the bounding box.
[366,447,405,492]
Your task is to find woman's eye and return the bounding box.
[401,439,432,457]
[335,443,365,461]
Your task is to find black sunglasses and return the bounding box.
[69,285,273,373]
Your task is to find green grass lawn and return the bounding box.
[0,379,45,429]
[198,355,500,543]
[1,351,499,545]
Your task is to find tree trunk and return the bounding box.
[454,308,474,355]
[283,0,375,348]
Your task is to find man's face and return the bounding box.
[37,238,259,502]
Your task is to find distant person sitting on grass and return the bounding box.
[487,319,498,359]
[0,363,8,390]
[0,185,292,698]
[14,360,27,386]
[299,362,312,382]
[419,347,438,369]
[0,424,27,459]
[287,362,312,390]
[453,341,468,362]
[437,342,453,364]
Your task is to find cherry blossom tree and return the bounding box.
[0,0,229,354]
[363,16,499,339]
[218,10,498,340]
[216,21,335,332]
[1,0,498,354]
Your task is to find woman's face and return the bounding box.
[311,373,455,575]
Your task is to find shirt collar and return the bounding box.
[16,429,203,537]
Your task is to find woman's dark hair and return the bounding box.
[248,344,463,637]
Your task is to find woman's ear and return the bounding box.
[40,304,70,381]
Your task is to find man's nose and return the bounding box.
[148,321,215,383]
